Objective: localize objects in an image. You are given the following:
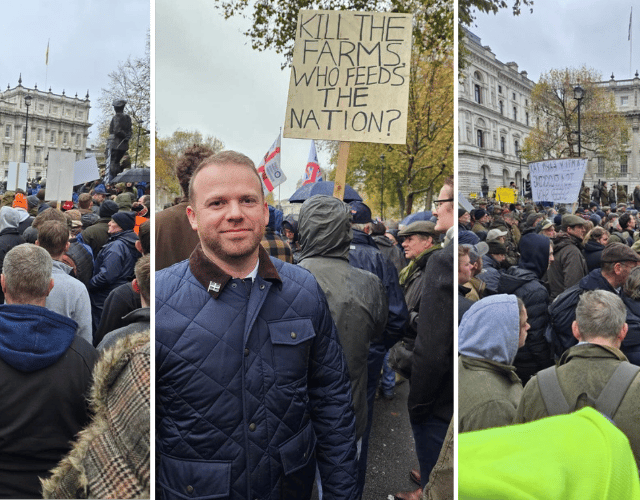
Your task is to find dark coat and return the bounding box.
[634,187,640,210]
[548,233,588,300]
[349,229,408,348]
[89,230,139,332]
[81,217,111,257]
[583,239,605,272]
[0,228,25,303]
[373,234,407,276]
[409,242,454,424]
[0,304,97,498]
[621,294,640,365]
[93,282,141,347]
[156,245,358,500]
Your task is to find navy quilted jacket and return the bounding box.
[156,245,358,500]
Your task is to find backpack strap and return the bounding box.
[536,366,570,416]
[595,362,640,418]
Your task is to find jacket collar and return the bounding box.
[560,343,627,365]
[189,243,281,299]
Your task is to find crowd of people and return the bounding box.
[457,194,640,494]
[0,179,151,498]
[154,146,455,500]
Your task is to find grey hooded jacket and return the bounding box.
[298,195,388,439]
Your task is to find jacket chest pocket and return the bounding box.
[268,318,316,387]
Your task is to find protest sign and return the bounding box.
[495,187,517,204]
[46,151,75,203]
[284,9,412,144]
[529,158,588,204]
[73,156,100,186]
[7,162,28,191]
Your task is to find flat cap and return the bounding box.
[398,221,439,238]
[601,243,640,263]
[562,214,589,227]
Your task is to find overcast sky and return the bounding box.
[0,0,149,145]
[155,0,331,201]
[472,0,636,82]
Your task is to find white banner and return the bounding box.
[73,156,100,185]
[529,158,588,203]
[46,151,76,203]
[7,162,28,191]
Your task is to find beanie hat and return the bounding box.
[111,211,136,232]
[116,193,133,212]
[27,195,39,209]
[99,200,119,219]
[12,193,27,210]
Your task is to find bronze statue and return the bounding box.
[105,99,132,182]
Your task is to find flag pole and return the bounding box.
[630,7,633,78]
[45,39,50,92]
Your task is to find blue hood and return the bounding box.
[0,304,78,372]
[518,233,551,279]
[458,294,520,365]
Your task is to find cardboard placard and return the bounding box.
[529,158,588,203]
[284,9,412,144]
[46,151,76,203]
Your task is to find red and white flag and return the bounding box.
[257,134,285,193]
[302,140,322,185]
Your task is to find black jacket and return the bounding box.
[583,239,605,272]
[409,242,454,424]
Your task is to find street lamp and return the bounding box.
[380,154,385,220]
[573,84,585,157]
[515,147,523,201]
[23,94,32,163]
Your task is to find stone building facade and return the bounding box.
[458,30,534,199]
[586,73,640,200]
[0,76,91,182]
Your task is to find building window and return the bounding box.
[499,101,504,115]
[598,157,605,176]
[512,92,516,100]
[50,131,56,144]
[477,130,484,148]
[621,96,629,106]
[4,125,10,139]
[37,129,43,142]
[63,132,69,145]
[76,110,83,119]
[52,106,58,114]
[525,99,528,107]
[38,104,44,112]
[22,127,26,140]
[36,149,42,164]
[513,107,517,121]
[514,139,519,153]
[621,155,628,176]
[498,85,502,94]
[75,134,81,147]
[526,112,529,126]
[500,136,506,153]
[3,147,9,160]
[474,84,482,104]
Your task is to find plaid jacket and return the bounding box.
[261,228,293,263]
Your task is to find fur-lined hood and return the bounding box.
[41,331,150,499]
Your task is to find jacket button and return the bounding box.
[249,423,256,431]
[231,283,237,288]
[303,451,307,459]
[244,348,249,356]
[186,485,194,494]
[290,332,297,339]
[260,284,265,290]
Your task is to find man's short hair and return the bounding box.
[575,290,626,340]
[31,208,68,230]
[188,151,262,204]
[458,244,471,268]
[37,221,69,257]
[78,193,92,209]
[3,244,52,302]
[135,254,151,304]
[138,220,150,254]
[623,266,640,300]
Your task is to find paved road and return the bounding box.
[312,378,419,500]
[362,379,419,500]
